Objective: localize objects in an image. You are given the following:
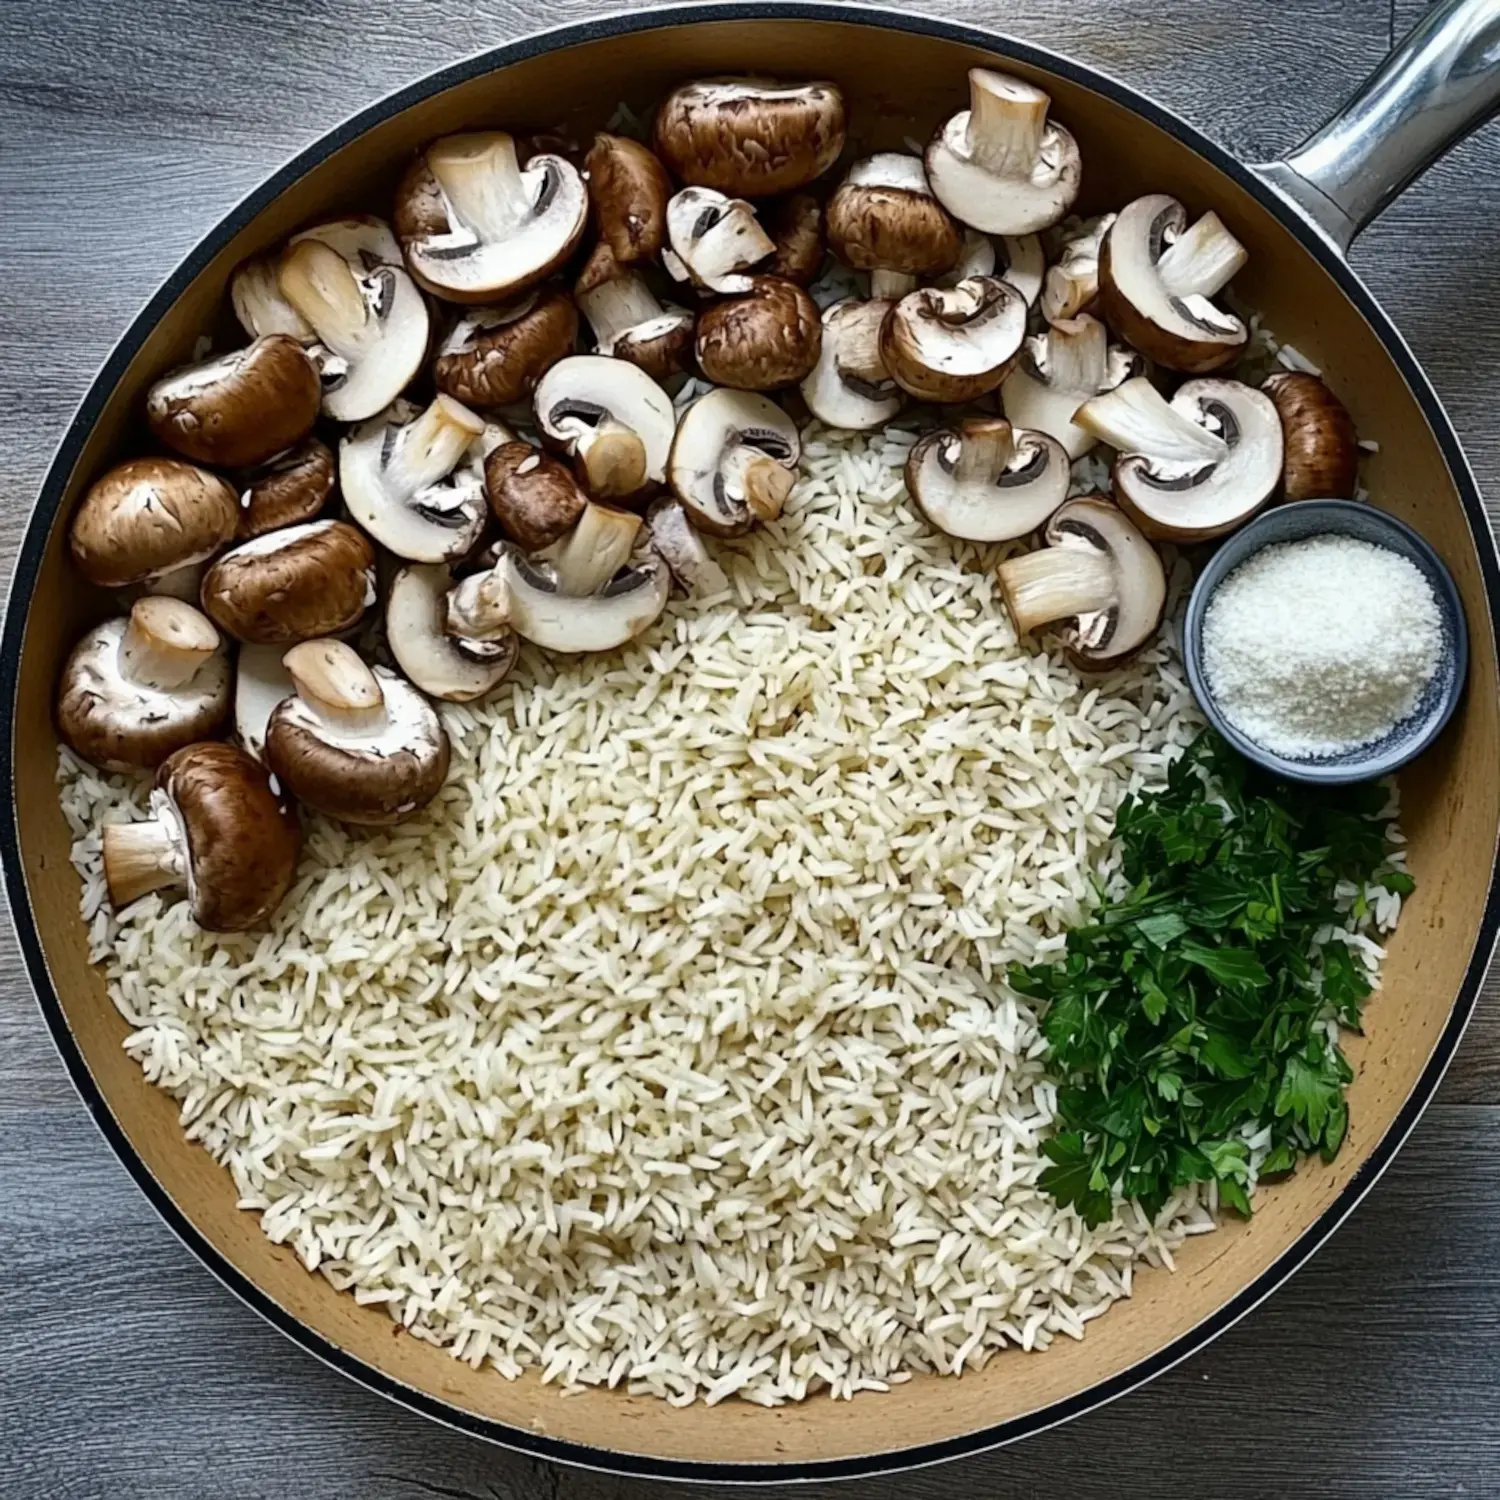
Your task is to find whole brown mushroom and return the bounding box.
[695,277,822,391]
[1262,371,1359,501]
[826,153,962,299]
[235,438,337,540]
[764,193,826,286]
[432,289,580,410]
[585,133,671,265]
[484,442,590,550]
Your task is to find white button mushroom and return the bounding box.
[101,741,302,932]
[668,388,801,535]
[574,243,695,383]
[57,597,232,772]
[925,69,1082,235]
[662,186,776,295]
[386,563,518,704]
[905,418,1069,542]
[431,289,580,410]
[826,153,962,300]
[1000,313,1141,459]
[881,275,1028,403]
[799,298,905,432]
[1042,214,1116,325]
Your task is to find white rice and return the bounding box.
[58,422,1395,1406]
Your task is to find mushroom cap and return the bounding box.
[484,441,589,550]
[266,654,450,826]
[652,77,846,198]
[432,289,580,410]
[585,133,671,265]
[764,193,826,286]
[279,217,430,422]
[495,547,672,653]
[695,277,822,390]
[799,297,904,432]
[235,437,337,540]
[999,314,1140,460]
[57,609,232,772]
[202,520,375,644]
[646,498,730,597]
[145,335,321,469]
[234,642,295,763]
[387,562,517,703]
[925,69,1081,235]
[394,132,588,304]
[155,742,302,931]
[880,275,1027,403]
[904,418,1069,541]
[1262,371,1359,502]
[70,458,239,589]
[662,187,776,295]
[668,387,801,536]
[1097,195,1248,373]
[825,154,963,276]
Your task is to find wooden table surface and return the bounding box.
[4,1,1500,1495]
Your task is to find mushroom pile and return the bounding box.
[58,67,1365,932]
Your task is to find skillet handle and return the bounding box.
[1255,0,1500,250]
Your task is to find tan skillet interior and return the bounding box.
[11,15,1499,1469]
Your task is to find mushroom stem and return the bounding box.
[954,419,1016,484]
[870,269,917,300]
[278,240,369,348]
[426,134,532,242]
[387,395,487,500]
[578,272,667,352]
[446,568,513,642]
[579,422,650,500]
[836,300,896,383]
[541,503,643,597]
[1155,212,1248,299]
[1074,377,1228,467]
[966,70,1048,175]
[744,455,795,522]
[119,598,220,690]
[102,816,185,909]
[283,640,387,735]
[996,547,1117,634]
[1045,315,1109,394]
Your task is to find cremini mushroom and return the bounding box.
[484,441,589,550]
[145,335,321,469]
[1075,375,1283,541]
[652,78,846,197]
[647,498,729,596]
[574,243,694,382]
[538,500,643,595]
[533,355,676,503]
[1097,195,1248,373]
[668,387,801,535]
[101,742,301,931]
[265,640,450,826]
[1000,314,1141,459]
[340,395,490,562]
[231,255,316,343]
[234,642,295,763]
[393,131,587,303]
[386,563,518,703]
[273,217,430,422]
[1042,215,1116,324]
[695,277,822,390]
[925,69,1081,235]
[935,230,1044,305]
[235,437,336,540]
[825,153,962,299]
[1262,371,1359,501]
[662,186,775,294]
[431,289,580,410]
[764,193,825,286]
[585,133,671,265]
[70,458,238,589]
[995,497,1166,669]
[905,418,1069,541]
[202,519,375,644]
[57,597,232,772]
[799,297,904,431]
[881,275,1027,403]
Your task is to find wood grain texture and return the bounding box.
[4,0,1500,1494]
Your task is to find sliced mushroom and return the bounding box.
[275,217,429,421]
[764,193,826,286]
[431,288,579,410]
[662,187,775,295]
[1042,214,1116,325]
[925,69,1081,235]
[57,597,232,772]
[1262,372,1359,501]
[70,458,239,589]
[935,230,1043,305]
[234,642,296,763]
[533,355,676,503]
[340,395,489,561]
[1075,375,1283,540]
[881,275,1027,403]
[448,547,670,655]
[652,78,846,198]
[1097,195,1248,373]
[538,501,643,595]
[825,153,962,299]
[235,437,336,540]
[799,297,904,431]
[905,418,1069,541]
[393,132,587,303]
[695,276,822,390]
[995,497,1166,669]
[386,563,517,703]
[231,255,316,342]
[101,742,301,931]
[202,520,375,645]
[145,335,321,469]
[668,388,800,535]
[484,441,589,550]
[585,133,671,265]
[574,243,694,381]
[1000,314,1140,459]
[266,641,450,826]
[647,498,729,596]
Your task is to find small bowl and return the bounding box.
[1183,499,1469,785]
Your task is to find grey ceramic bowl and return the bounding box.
[1183,499,1469,785]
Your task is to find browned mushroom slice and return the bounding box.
[585,133,671,265]
[1000,314,1140,459]
[235,438,337,540]
[1262,371,1359,501]
[574,243,694,382]
[695,277,822,391]
[669,388,801,535]
[432,289,580,410]
[799,298,904,431]
[881,275,1027,403]
[826,153,962,299]
[662,187,775,295]
[905,418,1069,541]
